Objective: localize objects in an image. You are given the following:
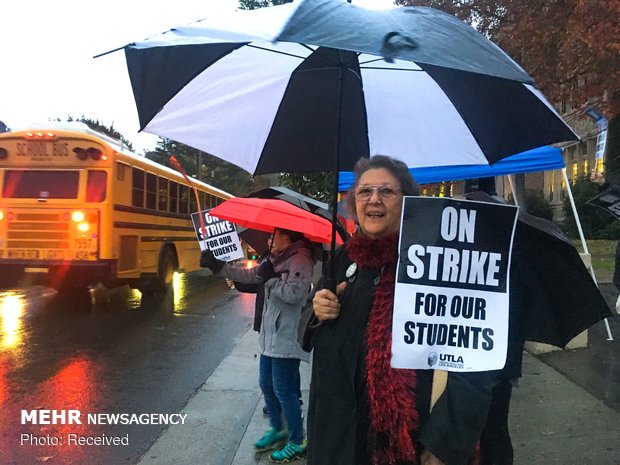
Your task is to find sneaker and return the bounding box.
[269,440,307,463]
[254,428,288,452]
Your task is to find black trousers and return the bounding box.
[480,379,514,465]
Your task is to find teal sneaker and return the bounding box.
[254,428,288,452]
[269,439,307,463]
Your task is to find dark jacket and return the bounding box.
[307,246,494,465]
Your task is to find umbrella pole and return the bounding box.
[562,168,614,341]
[508,175,519,207]
[327,54,347,292]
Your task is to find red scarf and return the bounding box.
[347,233,419,465]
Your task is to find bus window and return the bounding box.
[189,189,197,213]
[3,170,79,198]
[169,181,178,213]
[179,185,189,214]
[86,170,107,202]
[158,177,168,211]
[117,162,127,181]
[132,168,144,207]
[146,173,157,209]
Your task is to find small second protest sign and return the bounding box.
[391,197,518,372]
[586,185,620,220]
[191,209,244,262]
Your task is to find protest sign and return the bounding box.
[586,186,620,220]
[191,210,244,262]
[392,197,518,372]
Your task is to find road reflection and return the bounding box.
[1,292,24,349]
[0,270,230,465]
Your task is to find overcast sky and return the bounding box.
[1,0,396,153]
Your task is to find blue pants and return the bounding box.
[259,355,303,443]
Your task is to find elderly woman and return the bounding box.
[307,156,493,465]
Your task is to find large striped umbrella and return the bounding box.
[119,0,577,175]
[112,0,578,280]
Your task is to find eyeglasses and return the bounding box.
[354,184,401,201]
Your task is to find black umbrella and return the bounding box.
[465,191,612,347]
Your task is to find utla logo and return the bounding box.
[440,354,464,363]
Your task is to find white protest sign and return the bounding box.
[191,209,244,262]
[391,197,518,372]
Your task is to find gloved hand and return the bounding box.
[200,249,225,274]
[256,259,279,282]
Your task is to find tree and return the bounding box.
[147,139,270,197]
[279,171,336,204]
[395,0,618,111]
[239,0,292,9]
[69,116,134,151]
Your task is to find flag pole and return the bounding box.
[169,155,208,250]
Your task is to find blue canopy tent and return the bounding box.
[338,146,563,191]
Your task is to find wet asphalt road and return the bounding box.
[0,271,255,465]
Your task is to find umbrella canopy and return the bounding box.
[465,191,612,347]
[121,0,577,175]
[248,186,350,242]
[209,197,344,246]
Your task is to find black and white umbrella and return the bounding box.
[110,0,578,281]
[119,0,577,175]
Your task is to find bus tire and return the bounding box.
[156,246,178,292]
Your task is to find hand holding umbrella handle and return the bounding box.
[200,249,225,273]
[256,259,280,282]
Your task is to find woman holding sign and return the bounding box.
[201,228,314,463]
[307,156,493,465]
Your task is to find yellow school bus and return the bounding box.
[0,123,232,291]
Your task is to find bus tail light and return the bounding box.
[71,211,85,222]
[88,148,102,160]
[74,147,104,161]
[25,131,56,140]
[78,222,90,232]
[0,148,8,160]
[0,210,4,221]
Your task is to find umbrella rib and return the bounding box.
[359,65,423,72]
[246,44,308,60]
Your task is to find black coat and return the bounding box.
[307,246,494,465]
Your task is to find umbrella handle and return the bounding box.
[324,276,337,293]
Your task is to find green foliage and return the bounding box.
[68,116,134,151]
[279,171,336,204]
[524,189,554,221]
[563,176,620,240]
[239,0,292,9]
[147,139,270,196]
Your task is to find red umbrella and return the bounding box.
[209,197,343,246]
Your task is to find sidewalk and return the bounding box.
[137,325,620,465]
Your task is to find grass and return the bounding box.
[571,239,617,283]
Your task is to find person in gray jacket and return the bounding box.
[201,227,313,463]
